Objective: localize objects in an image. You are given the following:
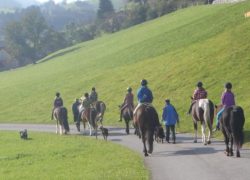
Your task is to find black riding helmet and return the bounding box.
[56,92,60,97]
[84,92,89,97]
[92,87,95,91]
[141,79,148,86]
[225,82,232,89]
[197,81,203,88]
[127,87,132,92]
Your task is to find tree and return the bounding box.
[97,0,114,20]
[21,6,49,63]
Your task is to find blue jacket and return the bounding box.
[137,86,153,103]
[162,104,179,126]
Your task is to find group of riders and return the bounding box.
[190,81,235,132]
[52,87,98,124]
[51,78,235,138]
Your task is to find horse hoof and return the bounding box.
[144,153,148,157]
[207,141,211,144]
[193,140,197,143]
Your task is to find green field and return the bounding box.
[0,131,148,179]
[0,2,250,142]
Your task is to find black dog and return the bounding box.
[19,129,28,140]
[99,126,108,141]
[154,126,165,143]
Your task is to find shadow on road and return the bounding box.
[152,147,220,157]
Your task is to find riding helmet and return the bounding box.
[92,87,95,91]
[56,92,60,97]
[84,92,89,97]
[225,82,232,89]
[141,79,148,86]
[127,87,132,92]
[197,81,203,87]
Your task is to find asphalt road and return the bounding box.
[1,123,250,180]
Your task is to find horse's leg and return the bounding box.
[201,122,207,145]
[56,119,59,134]
[59,123,63,135]
[193,122,197,143]
[141,132,148,157]
[224,133,230,156]
[229,135,234,156]
[207,121,212,144]
[125,119,129,134]
[88,122,92,136]
[236,145,240,157]
[147,130,154,154]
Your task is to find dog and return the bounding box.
[154,126,165,143]
[99,126,108,141]
[19,129,28,140]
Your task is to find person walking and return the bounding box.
[162,99,179,144]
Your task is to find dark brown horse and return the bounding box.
[119,105,133,134]
[190,98,214,145]
[53,107,70,135]
[133,104,160,156]
[215,105,245,157]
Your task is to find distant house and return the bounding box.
[212,0,245,4]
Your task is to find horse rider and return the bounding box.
[51,92,63,120]
[72,98,81,128]
[90,87,98,106]
[213,82,235,131]
[188,81,207,114]
[162,99,179,144]
[134,79,153,114]
[119,87,134,122]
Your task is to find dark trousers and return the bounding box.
[165,125,176,143]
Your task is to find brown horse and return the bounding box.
[215,105,245,157]
[78,105,98,138]
[133,104,161,156]
[53,107,70,135]
[190,98,214,145]
[119,105,133,134]
[93,101,106,125]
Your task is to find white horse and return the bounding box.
[190,99,214,145]
[53,107,70,135]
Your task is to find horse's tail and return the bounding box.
[231,106,245,148]
[209,100,214,125]
[60,107,70,132]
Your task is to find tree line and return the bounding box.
[1,0,212,71]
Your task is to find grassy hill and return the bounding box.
[0,1,250,141]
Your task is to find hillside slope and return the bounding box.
[0,1,250,140]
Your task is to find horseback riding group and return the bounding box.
[51,87,106,138]
[52,79,245,157]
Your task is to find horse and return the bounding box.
[215,105,245,157]
[189,98,214,145]
[53,106,70,135]
[133,104,161,156]
[93,101,106,125]
[78,105,98,138]
[119,105,133,134]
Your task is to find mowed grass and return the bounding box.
[0,2,250,142]
[0,131,148,179]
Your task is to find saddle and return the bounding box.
[133,103,155,115]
